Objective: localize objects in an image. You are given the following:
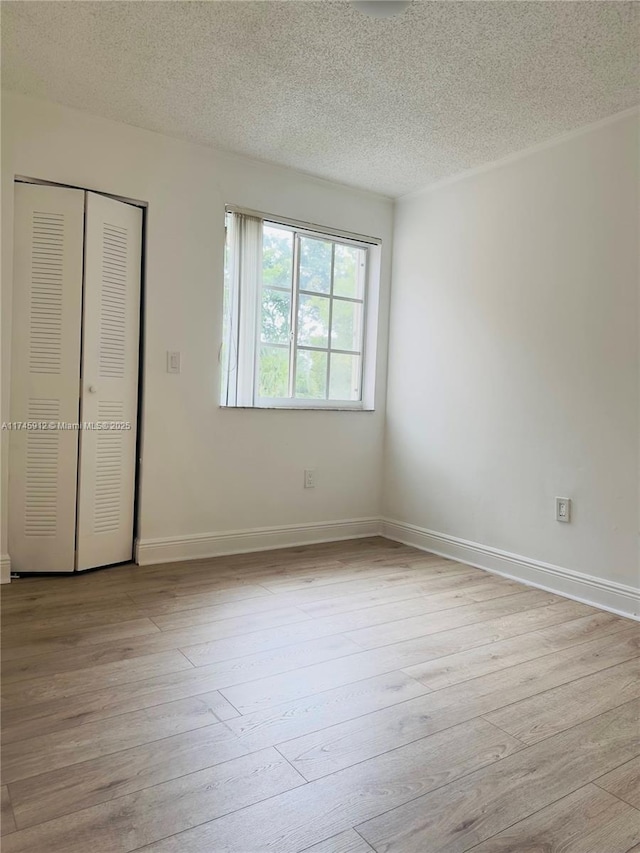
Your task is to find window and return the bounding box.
[221,206,380,409]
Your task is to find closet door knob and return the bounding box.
[88,385,97,394]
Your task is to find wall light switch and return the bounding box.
[555,497,571,523]
[167,351,181,374]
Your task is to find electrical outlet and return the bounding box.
[556,497,571,523]
[304,468,316,489]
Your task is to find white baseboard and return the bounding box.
[380,518,640,621]
[1,554,11,584]
[135,517,381,565]
[117,514,640,621]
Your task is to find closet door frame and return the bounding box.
[9,177,147,574]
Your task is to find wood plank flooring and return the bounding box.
[1,536,638,852]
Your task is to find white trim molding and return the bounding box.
[380,519,640,621]
[1,554,11,584]
[135,517,381,566]
[131,515,640,622]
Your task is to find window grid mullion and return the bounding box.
[325,243,335,400]
[288,233,301,399]
[265,285,292,294]
[298,345,360,356]
[298,289,363,305]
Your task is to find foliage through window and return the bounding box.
[221,208,378,409]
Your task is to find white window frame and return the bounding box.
[221,205,381,411]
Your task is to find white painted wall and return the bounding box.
[384,113,640,598]
[1,92,393,569]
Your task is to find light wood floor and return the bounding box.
[1,537,639,852]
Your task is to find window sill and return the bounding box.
[220,405,375,412]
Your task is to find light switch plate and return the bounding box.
[167,351,181,374]
[555,497,571,523]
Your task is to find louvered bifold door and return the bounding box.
[9,184,85,572]
[76,192,142,571]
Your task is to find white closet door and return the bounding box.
[9,183,85,573]
[76,192,142,571]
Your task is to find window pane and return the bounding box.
[263,225,293,289]
[261,287,291,344]
[329,353,361,401]
[331,298,363,352]
[297,293,330,348]
[333,244,365,299]
[299,236,332,294]
[258,345,289,398]
[295,349,327,399]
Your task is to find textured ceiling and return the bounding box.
[2,1,638,197]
